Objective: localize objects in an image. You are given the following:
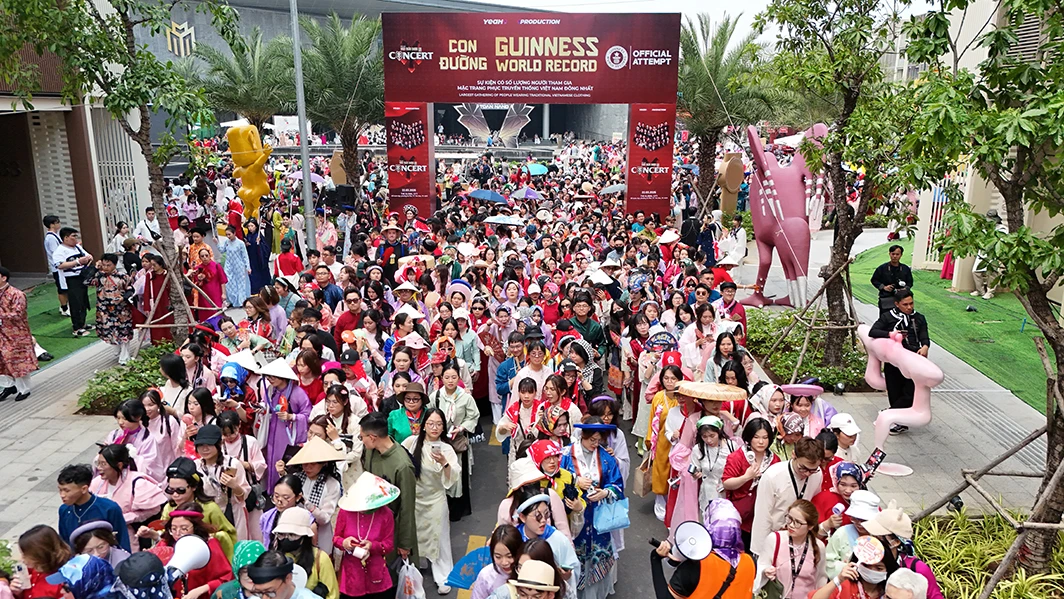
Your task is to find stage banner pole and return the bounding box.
[625,103,676,218]
[385,101,435,220]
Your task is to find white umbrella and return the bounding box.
[286,171,325,184]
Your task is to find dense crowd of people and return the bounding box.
[0,136,944,599]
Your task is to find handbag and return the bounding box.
[241,436,267,512]
[451,431,469,453]
[633,452,653,498]
[756,532,785,599]
[592,496,630,533]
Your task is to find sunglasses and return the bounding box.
[165,486,188,495]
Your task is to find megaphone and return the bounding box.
[168,535,211,577]
[674,521,713,561]
[292,564,308,590]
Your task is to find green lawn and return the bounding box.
[851,238,1057,412]
[26,283,99,369]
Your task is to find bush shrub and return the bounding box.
[915,510,1064,598]
[77,342,174,414]
[745,308,867,389]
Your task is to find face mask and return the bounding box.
[277,538,302,553]
[857,565,887,584]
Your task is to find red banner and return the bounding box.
[382,13,680,104]
[385,102,436,216]
[625,103,676,217]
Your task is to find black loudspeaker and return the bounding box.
[335,185,356,207]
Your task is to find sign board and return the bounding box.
[625,103,676,217]
[382,13,680,104]
[385,102,436,211]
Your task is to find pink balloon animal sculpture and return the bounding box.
[740,124,828,308]
[858,324,944,450]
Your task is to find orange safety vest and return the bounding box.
[685,553,756,599]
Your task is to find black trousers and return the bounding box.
[884,362,915,410]
[447,449,472,521]
[66,277,89,331]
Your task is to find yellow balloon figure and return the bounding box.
[226,124,273,220]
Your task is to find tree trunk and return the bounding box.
[1021,360,1064,573]
[695,129,721,219]
[820,153,858,367]
[143,143,191,346]
[248,116,268,138]
[339,122,362,186]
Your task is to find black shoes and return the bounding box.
[0,387,15,401]
[14,392,29,402]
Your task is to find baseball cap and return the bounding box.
[339,349,359,365]
[828,413,861,436]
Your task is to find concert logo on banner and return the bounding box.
[385,102,435,215]
[382,13,680,104]
[626,103,676,216]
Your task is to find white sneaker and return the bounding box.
[60,306,70,317]
[970,291,980,297]
[982,292,994,300]
[437,585,452,595]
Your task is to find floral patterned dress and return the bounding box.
[93,271,134,344]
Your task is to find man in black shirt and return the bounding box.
[870,244,914,314]
[869,289,930,434]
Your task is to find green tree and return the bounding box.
[281,13,383,182]
[678,13,777,212]
[905,0,1064,576]
[0,0,242,344]
[754,0,955,366]
[194,27,289,135]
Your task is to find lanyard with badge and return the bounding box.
[788,463,808,499]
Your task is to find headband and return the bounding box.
[516,493,551,515]
[590,396,613,405]
[168,510,203,519]
[246,557,294,584]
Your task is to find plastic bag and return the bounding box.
[396,559,426,599]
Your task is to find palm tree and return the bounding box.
[678,14,777,216]
[296,13,384,182]
[195,28,289,134]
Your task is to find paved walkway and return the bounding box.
[739,228,1044,514]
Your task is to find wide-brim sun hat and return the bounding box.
[259,358,298,380]
[781,383,825,398]
[225,349,260,373]
[509,457,547,492]
[398,331,429,349]
[658,230,680,245]
[677,382,748,403]
[846,489,882,521]
[338,471,400,512]
[395,303,425,321]
[273,507,314,537]
[509,560,559,592]
[286,436,346,466]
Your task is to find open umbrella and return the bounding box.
[679,164,700,176]
[470,189,508,204]
[522,163,548,176]
[446,546,492,590]
[600,183,626,195]
[286,171,325,184]
[512,187,543,200]
[484,215,525,227]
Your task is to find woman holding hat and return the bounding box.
[160,502,234,599]
[271,507,338,599]
[498,458,573,541]
[333,472,399,599]
[387,382,428,443]
[559,417,623,599]
[811,536,898,599]
[281,436,345,554]
[401,408,462,595]
[193,424,252,541]
[431,362,481,522]
[256,358,313,494]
